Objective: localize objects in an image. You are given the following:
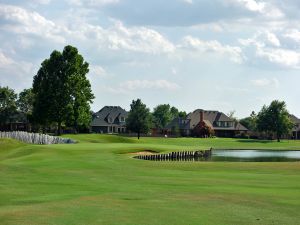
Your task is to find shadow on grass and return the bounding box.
[236,139,275,144]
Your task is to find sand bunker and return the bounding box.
[129,150,157,155]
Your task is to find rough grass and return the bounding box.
[1,135,300,225]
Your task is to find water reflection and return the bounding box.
[211,150,300,162]
[136,150,300,162]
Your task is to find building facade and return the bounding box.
[290,115,300,139]
[91,106,128,133]
[165,109,248,137]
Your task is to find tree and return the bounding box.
[32,45,94,135]
[17,88,34,118]
[0,86,17,126]
[63,46,94,132]
[152,105,186,129]
[256,100,293,142]
[153,104,172,129]
[178,111,187,118]
[126,99,151,139]
[239,111,257,131]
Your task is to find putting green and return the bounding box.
[1,135,300,225]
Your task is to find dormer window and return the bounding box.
[216,121,233,127]
[120,117,125,122]
[108,117,113,123]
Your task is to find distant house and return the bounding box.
[165,109,248,137]
[164,117,191,136]
[0,112,29,132]
[91,106,128,133]
[290,114,300,139]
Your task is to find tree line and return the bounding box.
[126,99,294,141]
[0,45,295,140]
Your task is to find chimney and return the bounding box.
[200,110,204,122]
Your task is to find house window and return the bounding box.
[216,121,232,127]
[216,121,221,127]
[120,117,125,122]
[108,117,113,123]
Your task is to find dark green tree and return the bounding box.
[170,106,179,119]
[17,88,34,119]
[0,86,17,126]
[239,111,257,131]
[256,100,293,142]
[153,104,172,129]
[126,99,151,139]
[63,46,94,132]
[152,105,185,129]
[32,45,94,135]
[178,111,187,118]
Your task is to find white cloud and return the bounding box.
[251,78,279,88]
[0,4,66,43]
[0,52,14,67]
[239,31,280,48]
[105,21,175,54]
[0,4,175,55]
[119,79,180,91]
[231,0,284,18]
[284,29,300,43]
[236,0,265,12]
[256,47,300,68]
[180,36,244,63]
[67,0,119,6]
[266,31,280,47]
[33,0,52,4]
[239,30,300,68]
[89,65,109,78]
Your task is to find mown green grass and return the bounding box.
[1,135,300,225]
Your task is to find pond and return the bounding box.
[134,150,300,162]
[211,150,300,162]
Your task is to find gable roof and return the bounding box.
[91,106,128,127]
[290,114,300,131]
[187,109,248,131]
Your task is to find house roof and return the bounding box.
[290,114,300,131]
[91,106,128,127]
[187,109,248,131]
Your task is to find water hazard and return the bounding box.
[134,150,300,162]
[212,150,300,162]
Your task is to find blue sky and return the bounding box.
[0,0,299,118]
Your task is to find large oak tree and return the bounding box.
[32,46,94,135]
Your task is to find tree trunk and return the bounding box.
[277,133,280,142]
[138,131,140,139]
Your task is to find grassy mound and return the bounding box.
[63,134,136,144]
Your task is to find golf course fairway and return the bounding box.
[1,135,300,225]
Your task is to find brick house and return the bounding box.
[290,114,300,139]
[91,106,128,133]
[165,109,248,137]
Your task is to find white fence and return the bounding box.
[0,131,75,145]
